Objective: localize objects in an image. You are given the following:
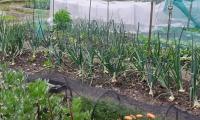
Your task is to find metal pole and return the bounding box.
[89,0,92,23]
[166,0,173,44]
[187,0,193,28]
[106,0,110,46]
[53,0,55,18]
[88,0,92,42]
[33,0,35,26]
[107,0,110,24]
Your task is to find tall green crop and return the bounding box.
[190,37,200,108]
[0,18,26,63]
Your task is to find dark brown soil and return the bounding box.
[1,50,200,118]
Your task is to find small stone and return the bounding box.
[11,62,15,65]
[96,85,102,88]
[168,95,175,102]
[130,115,136,119]
[0,72,2,79]
[124,116,132,120]
[136,114,143,118]
[146,113,156,119]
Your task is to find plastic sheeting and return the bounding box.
[48,0,200,31]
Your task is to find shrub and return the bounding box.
[54,9,71,30]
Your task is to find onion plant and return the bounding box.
[67,46,84,76]
[146,1,154,96]
[153,45,175,101]
[66,31,84,76]
[26,20,41,60]
[171,28,185,92]
[154,58,175,101]
[84,47,95,75]
[37,18,52,48]
[0,18,26,64]
[104,23,128,82]
[50,42,64,65]
[171,37,185,92]
[84,46,95,85]
[96,45,126,83]
[2,12,200,106]
[130,41,146,76]
[129,25,146,75]
[190,37,200,108]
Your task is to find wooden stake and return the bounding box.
[148,1,154,57]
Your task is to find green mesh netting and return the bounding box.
[164,0,200,28]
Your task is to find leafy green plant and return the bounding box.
[0,67,93,120]
[71,97,92,120]
[43,57,54,68]
[54,9,71,30]
[0,70,68,119]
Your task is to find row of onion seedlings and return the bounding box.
[0,17,199,107]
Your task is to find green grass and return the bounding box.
[0,15,16,21]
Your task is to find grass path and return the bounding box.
[0,0,49,21]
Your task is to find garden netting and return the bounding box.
[27,70,200,120]
[163,0,200,28]
[48,0,200,32]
